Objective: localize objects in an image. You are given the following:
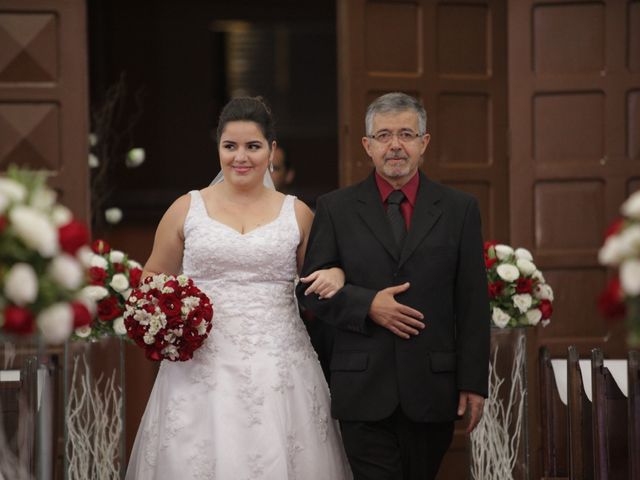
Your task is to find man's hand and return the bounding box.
[300,267,345,299]
[368,282,424,339]
[457,391,485,434]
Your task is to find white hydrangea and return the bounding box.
[496,264,520,282]
[10,205,58,257]
[513,293,533,313]
[492,307,511,328]
[494,244,514,260]
[525,309,542,326]
[4,263,38,306]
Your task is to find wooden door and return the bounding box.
[0,0,89,221]
[337,0,508,476]
[508,1,640,478]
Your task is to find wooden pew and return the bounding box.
[630,350,640,480]
[539,346,569,479]
[591,348,628,479]
[567,345,594,480]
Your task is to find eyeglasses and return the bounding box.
[367,130,424,144]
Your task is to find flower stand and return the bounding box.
[470,327,529,479]
[0,334,64,480]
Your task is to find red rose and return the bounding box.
[516,277,533,294]
[539,299,553,320]
[58,220,89,255]
[3,306,35,334]
[159,293,181,317]
[113,263,126,273]
[91,239,111,254]
[488,280,504,298]
[129,267,143,287]
[97,296,123,321]
[0,216,7,232]
[597,277,626,320]
[71,301,92,328]
[604,218,625,239]
[485,256,497,269]
[89,266,108,285]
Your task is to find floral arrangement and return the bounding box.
[484,242,554,328]
[598,190,640,345]
[74,239,143,340]
[0,166,95,344]
[124,274,213,361]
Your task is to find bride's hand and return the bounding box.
[300,267,345,299]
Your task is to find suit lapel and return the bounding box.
[398,173,443,268]
[356,174,400,261]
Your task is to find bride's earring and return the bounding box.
[269,161,274,173]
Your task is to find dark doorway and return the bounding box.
[88,0,337,225]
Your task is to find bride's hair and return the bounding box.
[215,96,276,145]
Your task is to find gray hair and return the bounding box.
[365,92,427,136]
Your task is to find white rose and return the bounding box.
[105,207,123,224]
[619,225,640,258]
[90,254,109,269]
[109,250,125,263]
[127,259,142,270]
[30,186,56,211]
[75,325,92,338]
[525,309,542,326]
[492,307,511,328]
[494,244,514,260]
[110,273,129,292]
[122,288,132,300]
[514,247,533,261]
[496,264,520,282]
[534,283,554,301]
[621,191,640,220]
[37,302,73,344]
[4,263,38,306]
[0,178,27,203]
[620,259,640,296]
[9,205,59,257]
[126,148,146,168]
[79,285,109,302]
[513,293,533,313]
[532,270,546,283]
[516,258,537,276]
[88,153,100,169]
[48,254,84,290]
[113,316,127,335]
[598,236,624,266]
[51,205,72,227]
[76,245,94,268]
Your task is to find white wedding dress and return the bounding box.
[125,191,352,480]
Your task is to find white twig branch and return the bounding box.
[65,354,123,479]
[470,333,527,479]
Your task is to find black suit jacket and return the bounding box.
[297,171,490,423]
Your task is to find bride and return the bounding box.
[125,97,352,479]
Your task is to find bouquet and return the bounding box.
[0,166,95,344]
[75,239,143,340]
[598,190,640,345]
[484,241,554,328]
[124,273,213,361]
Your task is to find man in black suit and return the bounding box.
[297,92,490,480]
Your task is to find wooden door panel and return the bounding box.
[0,0,89,221]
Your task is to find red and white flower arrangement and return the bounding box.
[124,273,213,361]
[598,190,640,345]
[0,166,95,344]
[75,238,143,340]
[484,242,554,328]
